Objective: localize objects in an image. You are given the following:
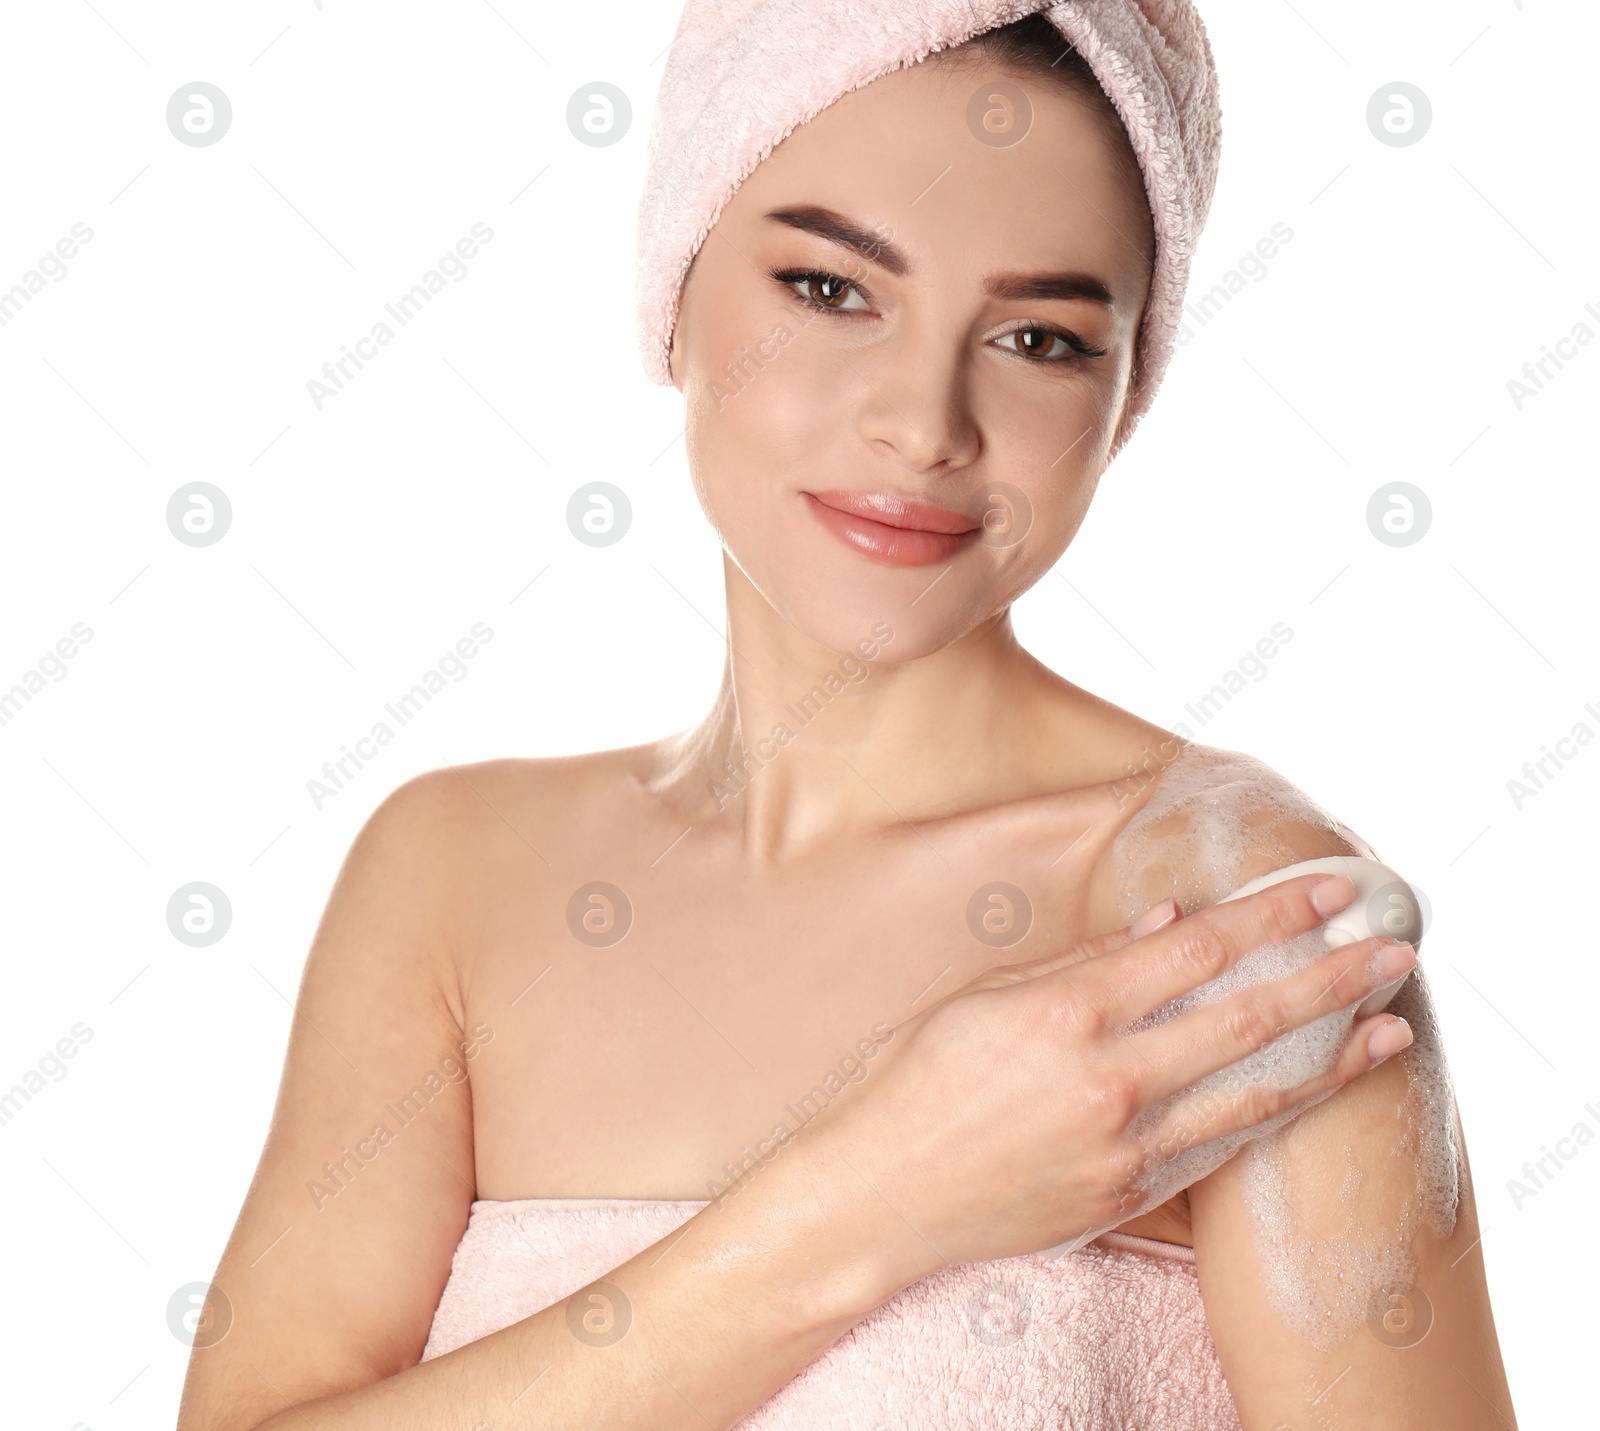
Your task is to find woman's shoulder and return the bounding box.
[369,739,679,857]
[387,742,664,802]
[1103,737,1378,922]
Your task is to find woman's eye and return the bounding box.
[778,270,870,312]
[772,273,1104,364]
[995,326,1081,362]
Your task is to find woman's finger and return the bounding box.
[1075,872,1359,1027]
[1130,933,1416,1103]
[1135,1010,1413,1164]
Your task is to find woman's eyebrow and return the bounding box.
[763,205,1114,305]
[765,206,912,274]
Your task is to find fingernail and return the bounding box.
[1367,1018,1413,1062]
[1372,939,1416,982]
[1130,898,1179,939]
[1310,875,1357,918]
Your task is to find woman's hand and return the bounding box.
[803,872,1417,1278]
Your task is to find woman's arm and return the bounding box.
[175,768,919,1431]
[1177,817,1516,1428]
[175,770,483,1430]
[1190,1035,1515,1429]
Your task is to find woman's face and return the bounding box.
[670,54,1156,660]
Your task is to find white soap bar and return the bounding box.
[1216,855,1423,1020]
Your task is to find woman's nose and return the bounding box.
[851,332,983,476]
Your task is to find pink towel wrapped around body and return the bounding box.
[422,1197,1241,1428]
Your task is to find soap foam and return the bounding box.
[1049,740,1462,1344]
[1238,1136,1420,1350]
[1238,960,1462,1349]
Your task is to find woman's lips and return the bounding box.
[802,489,981,567]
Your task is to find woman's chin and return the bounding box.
[722,526,1028,662]
[760,587,994,667]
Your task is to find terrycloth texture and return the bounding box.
[423,1197,1242,1429]
[635,0,1222,453]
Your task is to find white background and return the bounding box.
[0,1,1592,1426]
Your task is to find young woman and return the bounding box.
[177,5,1514,1428]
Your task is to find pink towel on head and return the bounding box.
[422,1198,1242,1429]
[635,0,1223,453]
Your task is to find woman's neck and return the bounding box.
[657,558,1145,863]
